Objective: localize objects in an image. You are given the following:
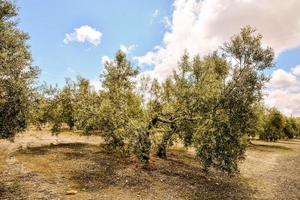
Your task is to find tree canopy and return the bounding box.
[0,0,39,139]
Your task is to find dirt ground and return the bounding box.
[0,131,299,200]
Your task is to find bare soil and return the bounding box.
[0,131,299,200]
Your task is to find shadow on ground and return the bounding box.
[248,143,291,152]
[276,140,300,145]
[7,143,255,199]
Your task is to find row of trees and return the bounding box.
[1,1,299,174]
[29,26,278,173]
[257,107,300,141]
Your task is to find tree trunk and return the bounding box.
[156,124,176,159]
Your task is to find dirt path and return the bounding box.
[1,131,300,199]
[267,140,300,199]
[240,139,300,200]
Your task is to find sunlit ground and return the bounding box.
[1,130,300,199]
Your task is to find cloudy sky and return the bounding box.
[18,0,300,116]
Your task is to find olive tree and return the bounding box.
[73,77,101,134]
[136,27,274,174]
[152,52,229,159]
[0,1,39,139]
[283,117,299,139]
[30,83,56,130]
[196,26,274,173]
[99,50,143,152]
[260,108,285,141]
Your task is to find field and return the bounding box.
[0,130,300,200]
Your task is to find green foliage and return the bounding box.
[176,53,229,147]
[45,82,74,133]
[245,102,266,138]
[5,8,296,175]
[31,80,76,133]
[0,1,39,139]
[146,52,230,159]
[59,79,75,129]
[260,108,285,141]
[283,117,299,139]
[133,121,153,167]
[73,77,101,134]
[99,50,143,152]
[140,27,275,174]
[296,118,300,138]
[30,83,56,129]
[148,78,176,157]
[42,84,62,133]
[196,110,248,173]
[195,26,274,173]
[145,27,274,174]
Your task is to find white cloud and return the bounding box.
[136,0,300,80]
[161,16,172,29]
[66,66,76,75]
[292,65,300,76]
[120,44,137,54]
[64,25,102,46]
[268,69,297,88]
[265,67,300,116]
[90,78,102,92]
[150,9,160,24]
[152,9,159,18]
[134,51,156,66]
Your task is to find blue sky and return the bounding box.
[17,0,172,86]
[276,48,300,70]
[17,0,300,84]
[15,0,300,116]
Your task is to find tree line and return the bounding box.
[1,1,299,174]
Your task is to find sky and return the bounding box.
[16,0,300,116]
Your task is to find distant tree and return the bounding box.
[30,83,55,130]
[73,77,101,134]
[283,117,299,139]
[32,80,75,134]
[245,102,267,139]
[296,118,300,138]
[260,108,285,141]
[37,80,76,133]
[45,85,62,133]
[0,1,39,139]
[60,80,75,129]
